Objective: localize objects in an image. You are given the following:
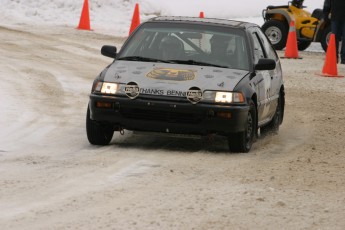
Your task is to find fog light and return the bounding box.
[217,111,232,119]
[96,101,112,108]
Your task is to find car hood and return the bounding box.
[103,61,250,95]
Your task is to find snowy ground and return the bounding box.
[0,0,325,37]
[1,21,345,229]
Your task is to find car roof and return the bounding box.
[148,16,258,30]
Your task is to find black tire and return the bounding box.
[260,91,284,135]
[86,106,114,145]
[262,20,288,50]
[298,41,311,51]
[228,100,256,153]
[321,25,331,52]
[311,9,323,20]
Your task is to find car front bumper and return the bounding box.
[89,94,250,136]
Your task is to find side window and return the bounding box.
[256,28,278,60]
[252,32,265,63]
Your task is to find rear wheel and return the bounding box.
[86,106,114,145]
[262,20,288,50]
[311,9,323,20]
[228,100,256,153]
[321,25,331,52]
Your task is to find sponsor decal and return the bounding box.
[137,88,187,97]
[146,68,196,81]
[167,90,186,97]
[140,88,164,95]
[186,86,203,104]
[125,82,140,99]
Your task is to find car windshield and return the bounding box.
[117,22,250,70]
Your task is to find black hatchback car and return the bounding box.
[86,16,285,153]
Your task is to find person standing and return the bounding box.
[323,0,345,64]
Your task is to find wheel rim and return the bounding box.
[265,26,282,45]
[276,97,281,124]
[272,102,280,128]
[245,112,253,149]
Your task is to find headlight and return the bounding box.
[203,91,245,103]
[215,92,233,103]
[101,82,119,94]
[93,81,120,95]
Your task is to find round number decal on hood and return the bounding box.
[187,87,203,104]
[125,82,140,99]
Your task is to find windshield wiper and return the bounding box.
[167,59,229,68]
[117,56,170,63]
[117,57,228,68]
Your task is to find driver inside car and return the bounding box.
[159,35,185,60]
[209,34,233,68]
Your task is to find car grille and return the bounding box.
[120,108,204,124]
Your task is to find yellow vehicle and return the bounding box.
[262,0,331,51]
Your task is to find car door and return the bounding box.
[255,27,282,107]
[250,29,273,124]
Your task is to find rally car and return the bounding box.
[86,16,285,153]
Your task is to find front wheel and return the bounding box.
[228,100,256,153]
[86,106,114,145]
[262,20,288,50]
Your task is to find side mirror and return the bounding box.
[255,58,276,71]
[101,45,117,58]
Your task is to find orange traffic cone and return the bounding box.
[283,20,300,59]
[199,11,205,18]
[129,3,140,36]
[77,0,91,30]
[316,33,344,78]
